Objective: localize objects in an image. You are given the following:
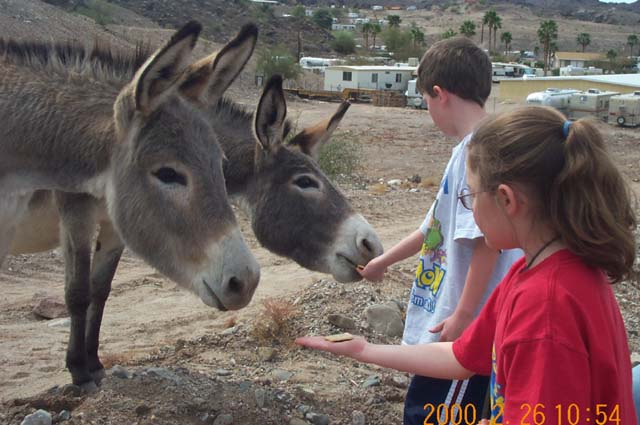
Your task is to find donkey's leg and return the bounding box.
[55,192,98,390]
[86,219,124,383]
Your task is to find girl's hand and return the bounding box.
[429,310,474,342]
[357,256,387,282]
[295,336,368,360]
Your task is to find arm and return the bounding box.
[430,238,499,341]
[295,336,473,380]
[359,228,424,282]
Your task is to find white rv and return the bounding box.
[526,88,580,116]
[568,88,620,121]
[492,62,537,82]
[608,91,640,127]
[405,79,427,109]
[299,57,343,71]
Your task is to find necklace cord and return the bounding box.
[525,236,559,270]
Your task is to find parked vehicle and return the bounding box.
[608,91,640,127]
[525,88,580,116]
[405,79,427,109]
[568,88,619,121]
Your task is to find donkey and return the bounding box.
[0,22,261,389]
[11,80,383,283]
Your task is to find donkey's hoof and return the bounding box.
[80,380,99,394]
[90,368,106,384]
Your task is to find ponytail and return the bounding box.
[468,106,636,283]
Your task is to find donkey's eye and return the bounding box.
[293,175,320,190]
[152,167,187,186]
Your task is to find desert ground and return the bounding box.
[1,87,639,424]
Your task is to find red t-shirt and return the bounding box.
[453,249,636,425]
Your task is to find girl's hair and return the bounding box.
[467,106,636,283]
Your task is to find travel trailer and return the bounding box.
[568,88,619,121]
[608,91,640,127]
[405,79,427,109]
[492,62,538,82]
[299,57,343,71]
[525,88,580,116]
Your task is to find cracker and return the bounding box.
[323,332,354,342]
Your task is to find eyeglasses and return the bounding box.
[457,187,487,210]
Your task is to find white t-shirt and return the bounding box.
[402,134,522,346]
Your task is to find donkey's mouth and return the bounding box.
[201,279,228,312]
[337,253,362,271]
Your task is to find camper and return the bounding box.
[608,91,640,127]
[525,88,580,116]
[568,88,620,121]
[299,57,343,71]
[492,62,537,82]
[405,79,427,109]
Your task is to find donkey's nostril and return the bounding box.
[361,237,374,254]
[227,276,244,295]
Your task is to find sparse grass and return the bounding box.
[420,176,440,188]
[251,297,300,346]
[74,0,117,26]
[318,134,363,180]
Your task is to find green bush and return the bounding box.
[256,46,301,83]
[331,31,356,54]
[317,134,362,179]
[74,0,116,26]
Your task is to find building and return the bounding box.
[331,23,356,31]
[552,52,605,69]
[323,65,417,92]
[498,74,640,103]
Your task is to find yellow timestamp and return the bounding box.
[422,403,478,425]
[492,403,621,425]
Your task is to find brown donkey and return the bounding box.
[0,22,261,389]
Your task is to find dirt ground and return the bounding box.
[1,91,639,425]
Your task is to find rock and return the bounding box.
[387,179,402,186]
[216,369,232,377]
[296,404,312,416]
[146,367,182,385]
[408,174,421,184]
[61,384,82,397]
[221,326,237,336]
[389,374,410,388]
[21,410,52,425]
[33,296,68,319]
[362,374,381,388]
[290,419,308,425]
[47,318,71,328]
[257,347,276,362]
[134,404,151,416]
[273,369,293,382]
[306,412,330,425]
[213,414,233,425]
[111,365,131,379]
[296,386,316,402]
[254,388,266,408]
[57,410,71,421]
[352,410,366,425]
[631,352,640,366]
[364,304,404,337]
[327,314,357,331]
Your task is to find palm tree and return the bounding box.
[442,28,458,40]
[387,15,401,28]
[371,23,382,50]
[460,20,476,38]
[576,33,591,52]
[481,11,492,45]
[627,34,639,56]
[483,10,501,53]
[492,15,502,53]
[606,49,618,73]
[501,32,512,55]
[361,22,372,50]
[538,20,558,76]
[410,25,425,48]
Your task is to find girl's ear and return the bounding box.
[496,183,519,217]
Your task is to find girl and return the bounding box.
[297,106,637,425]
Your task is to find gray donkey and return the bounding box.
[0,22,261,389]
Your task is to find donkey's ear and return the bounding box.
[254,75,287,154]
[288,100,350,160]
[179,23,258,104]
[133,21,202,114]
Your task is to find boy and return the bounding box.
[358,37,521,424]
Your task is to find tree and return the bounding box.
[312,8,333,30]
[410,24,425,48]
[256,46,301,83]
[382,27,412,52]
[576,33,590,52]
[442,28,458,39]
[492,15,502,53]
[459,20,476,38]
[538,20,558,76]
[606,49,618,72]
[481,11,491,44]
[292,5,306,19]
[501,31,512,55]
[387,15,401,27]
[331,31,356,55]
[361,22,372,50]
[483,9,499,51]
[627,34,639,56]
[371,23,382,49]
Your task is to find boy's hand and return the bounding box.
[428,310,474,342]
[295,336,368,360]
[357,256,387,282]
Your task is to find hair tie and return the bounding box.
[562,120,572,138]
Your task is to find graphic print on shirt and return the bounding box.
[412,199,447,313]
[490,344,505,424]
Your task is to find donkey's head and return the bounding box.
[109,22,260,310]
[249,76,383,283]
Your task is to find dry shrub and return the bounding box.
[369,183,388,194]
[251,297,300,346]
[223,315,238,329]
[420,176,440,188]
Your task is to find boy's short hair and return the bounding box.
[417,37,492,107]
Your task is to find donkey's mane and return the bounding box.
[0,38,150,83]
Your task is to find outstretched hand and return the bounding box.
[295,336,368,360]
[357,256,387,282]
